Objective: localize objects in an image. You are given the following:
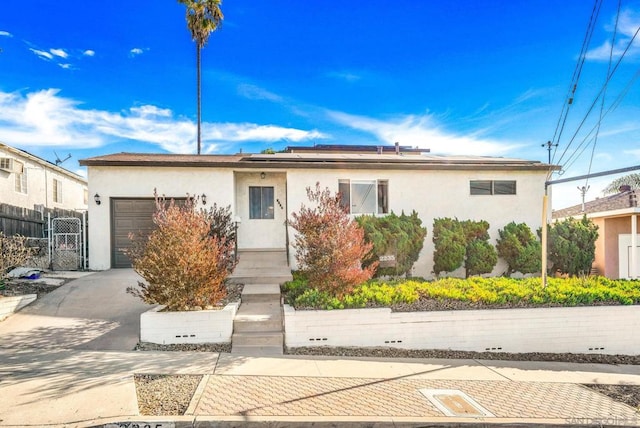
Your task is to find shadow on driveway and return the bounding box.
[0,269,155,351]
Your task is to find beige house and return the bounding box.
[1,142,88,212]
[81,149,554,278]
[553,186,640,279]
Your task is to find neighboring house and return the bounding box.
[552,185,640,279]
[81,148,554,277]
[1,142,88,212]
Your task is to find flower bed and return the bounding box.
[140,302,239,345]
[283,304,640,355]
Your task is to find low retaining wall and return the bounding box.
[0,294,37,321]
[141,302,239,345]
[283,304,640,355]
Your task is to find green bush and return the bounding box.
[282,276,640,310]
[496,222,541,276]
[432,218,497,277]
[356,211,427,277]
[432,218,465,275]
[546,216,599,276]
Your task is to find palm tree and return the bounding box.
[603,173,640,194]
[178,0,223,155]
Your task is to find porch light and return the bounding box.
[94,193,101,205]
[261,172,266,179]
[201,193,207,205]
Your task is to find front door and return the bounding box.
[235,172,287,249]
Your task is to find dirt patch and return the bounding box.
[584,384,640,411]
[0,280,61,298]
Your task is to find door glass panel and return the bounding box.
[249,186,274,219]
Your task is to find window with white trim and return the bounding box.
[470,180,516,195]
[14,163,27,194]
[53,178,62,203]
[339,179,389,214]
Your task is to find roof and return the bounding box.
[284,144,427,155]
[1,142,87,183]
[553,190,639,219]
[79,152,555,172]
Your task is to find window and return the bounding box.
[0,157,13,171]
[249,186,274,219]
[14,165,27,194]
[339,179,389,214]
[470,180,516,195]
[53,178,62,203]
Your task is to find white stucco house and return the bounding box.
[79,148,554,278]
[1,142,88,212]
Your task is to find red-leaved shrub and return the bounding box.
[126,195,235,311]
[289,183,377,297]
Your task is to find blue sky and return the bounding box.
[1,1,640,209]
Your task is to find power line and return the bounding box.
[550,0,604,165]
[555,21,640,169]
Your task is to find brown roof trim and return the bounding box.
[79,152,556,171]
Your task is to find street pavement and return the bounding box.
[0,270,639,427]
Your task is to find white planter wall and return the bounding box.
[284,304,640,355]
[0,295,37,321]
[140,302,239,345]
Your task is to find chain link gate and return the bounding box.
[51,217,83,270]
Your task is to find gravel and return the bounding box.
[584,384,640,411]
[134,374,202,415]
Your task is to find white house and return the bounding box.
[79,149,554,278]
[1,142,88,212]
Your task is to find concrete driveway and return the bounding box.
[0,269,155,351]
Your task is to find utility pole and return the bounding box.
[541,141,558,164]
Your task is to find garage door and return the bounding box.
[111,199,157,268]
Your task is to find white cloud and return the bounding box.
[29,48,54,60]
[0,89,325,153]
[0,31,12,37]
[83,49,95,57]
[58,63,72,69]
[326,110,518,156]
[327,71,361,82]
[587,8,640,60]
[237,84,283,102]
[129,47,145,57]
[50,48,68,58]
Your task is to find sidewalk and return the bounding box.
[1,349,639,427]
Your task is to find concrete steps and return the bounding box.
[232,288,284,355]
[229,250,293,284]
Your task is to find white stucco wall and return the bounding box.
[284,304,640,355]
[285,168,548,278]
[87,163,548,275]
[1,145,87,211]
[87,165,235,270]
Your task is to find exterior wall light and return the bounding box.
[94,193,101,205]
[261,172,266,179]
[202,193,207,205]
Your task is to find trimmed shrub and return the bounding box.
[496,222,541,276]
[356,211,427,277]
[547,215,599,276]
[433,218,497,277]
[126,195,236,311]
[432,218,466,276]
[289,183,377,298]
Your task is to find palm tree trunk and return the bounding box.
[196,44,202,155]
